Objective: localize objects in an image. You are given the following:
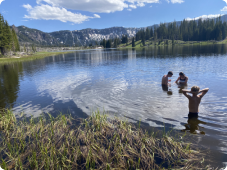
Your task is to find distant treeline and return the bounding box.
[136,16,227,43]
[100,16,227,48]
[0,13,20,55]
[100,35,129,48]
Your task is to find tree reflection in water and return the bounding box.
[0,63,23,109]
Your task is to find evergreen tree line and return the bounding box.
[100,37,122,48]
[0,13,20,55]
[135,17,227,42]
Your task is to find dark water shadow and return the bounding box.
[162,85,173,96]
[181,117,207,135]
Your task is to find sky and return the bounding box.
[0,0,227,32]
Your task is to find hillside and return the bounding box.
[12,25,140,47]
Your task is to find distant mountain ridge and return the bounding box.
[13,25,141,47]
[12,14,227,47]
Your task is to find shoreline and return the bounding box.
[118,39,227,49]
[0,51,78,64]
[0,42,226,64]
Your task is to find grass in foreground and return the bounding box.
[0,109,212,169]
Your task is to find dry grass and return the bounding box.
[0,109,213,169]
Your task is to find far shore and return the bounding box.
[0,40,226,64]
[0,46,106,64]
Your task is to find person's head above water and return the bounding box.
[179,72,185,76]
[191,86,200,94]
[167,71,173,77]
[179,72,186,79]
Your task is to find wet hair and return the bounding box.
[179,72,185,76]
[168,71,173,75]
[191,86,200,92]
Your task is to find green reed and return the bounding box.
[0,109,214,169]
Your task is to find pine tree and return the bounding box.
[106,39,111,48]
[142,36,145,46]
[11,28,20,52]
[1,21,12,55]
[114,38,117,48]
[32,44,36,52]
[24,44,26,52]
[145,27,150,40]
[132,37,135,47]
[154,26,157,42]
[102,39,106,48]
[0,14,4,55]
[150,28,153,38]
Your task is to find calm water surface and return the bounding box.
[1,45,227,167]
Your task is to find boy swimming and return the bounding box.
[182,86,209,118]
[162,71,173,85]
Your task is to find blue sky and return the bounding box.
[0,0,227,32]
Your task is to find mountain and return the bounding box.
[12,14,227,47]
[13,25,141,47]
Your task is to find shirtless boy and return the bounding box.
[182,86,209,118]
[162,71,173,85]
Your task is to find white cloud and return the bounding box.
[224,0,227,4]
[93,14,100,18]
[0,0,4,5]
[137,2,145,7]
[221,6,227,11]
[23,4,100,24]
[127,9,132,11]
[166,0,170,3]
[186,14,224,21]
[23,4,33,10]
[129,4,137,8]
[170,0,184,4]
[36,0,159,13]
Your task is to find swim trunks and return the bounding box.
[188,112,198,118]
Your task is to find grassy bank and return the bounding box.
[118,38,227,49]
[0,109,212,169]
[0,51,76,64]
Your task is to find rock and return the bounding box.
[12,25,19,33]
[17,52,27,56]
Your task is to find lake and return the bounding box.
[1,45,227,168]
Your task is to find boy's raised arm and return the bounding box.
[182,89,191,99]
[198,88,209,98]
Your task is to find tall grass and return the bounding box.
[0,109,212,169]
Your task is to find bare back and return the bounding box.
[162,75,168,85]
[188,95,201,113]
[182,88,209,113]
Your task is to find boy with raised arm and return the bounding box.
[182,86,209,118]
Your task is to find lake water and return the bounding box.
[1,45,227,168]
